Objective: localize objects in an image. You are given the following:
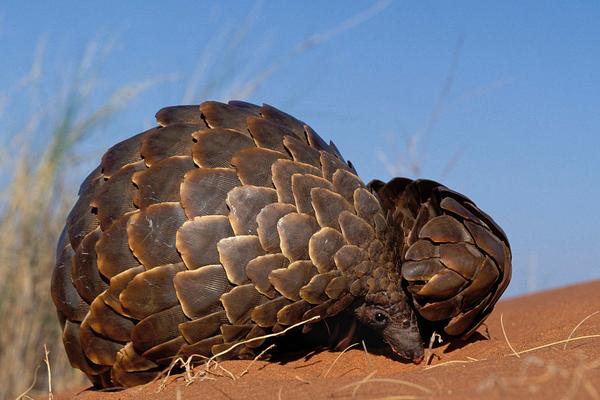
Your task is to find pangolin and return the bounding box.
[51,100,511,387]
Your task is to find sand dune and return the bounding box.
[55,280,600,400]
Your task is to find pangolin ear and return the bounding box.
[353,303,369,324]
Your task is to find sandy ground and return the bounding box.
[55,280,600,400]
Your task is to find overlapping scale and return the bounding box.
[132,156,195,208]
[247,116,290,153]
[71,228,108,303]
[92,162,144,230]
[311,187,353,230]
[226,185,278,235]
[180,167,241,218]
[231,147,288,187]
[86,293,133,342]
[173,265,232,319]
[139,124,198,166]
[246,254,290,298]
[155,105,205,127]
[256,203,297,253]
[291,174,333,215]
[176,216,234,270]
[130,306,188,354]
[217,235,265,285]
[277,213,320,261]
[96,212,141,279]
[259,103,306,139]
[192,128,255,168]
[200,101,259,132]
[268,260,318,301]
[283,135,321,167]
[51,244,89,322]
[127,203,186,268]
[119,263,185,319]
[272,159,321,204]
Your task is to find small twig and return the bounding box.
[564,311,599,350]
[14,364,41,400]
[294,375,311,384]
[43,344,53,400]
[323,342,359,377]
[507,335,600,357]
[361,340,373,372]
[208,316,321,362]
[216,363,236,380]
[424,359,478,370]
[338,371,433,398]
[338,370,378,398]
[500,313,520,358]
[425,332,442,366]
[157,316,321,388]
[238,344,275,378]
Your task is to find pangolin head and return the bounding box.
[355,289,424,363]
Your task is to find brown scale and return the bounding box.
[86,294,133,342]
[247,116,292,153]
[173,265,233,319]
[283,135,322,168]
[131,156,195,208]
[119,263,185,319]
[291,173,333,215]
[127,202,187,269]
[52,100,511,388]
[176,215,234,269]
[259,103,307,139]
[256,203,297,253]
[140,124,199,166]
[155,105,206,127]
[130,305,189,355]
[96,212,142,279]
[200,101,259,133]
[246,254,290,298]
[180,168,241,219]
[272,159,322,204]
[91,161,145,230]
[100,131,148,178]
[62,320,110,377]
[51,242,89,322]
[311,187,354,230]
[231,147,289,187]
[103,266,145,316]
[226,185,278,235]
[65,168,104,249]
[192,128,255,168]
[71,228,108,304]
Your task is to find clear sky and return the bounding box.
[1,1,599,296]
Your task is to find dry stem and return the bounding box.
[500,313,520,358]
[323,342,360,378]
[564,311,599,350]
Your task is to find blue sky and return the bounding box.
[1,1,599,296]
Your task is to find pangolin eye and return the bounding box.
[374,312,387,322]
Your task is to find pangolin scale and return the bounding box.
[51,100,511,387]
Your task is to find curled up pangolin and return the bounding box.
[51,100,511,387]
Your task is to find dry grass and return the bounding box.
[157,316,322,390]
[336,370,434,399]
[0,40,160,399]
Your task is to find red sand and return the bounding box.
[56,280,600,400]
